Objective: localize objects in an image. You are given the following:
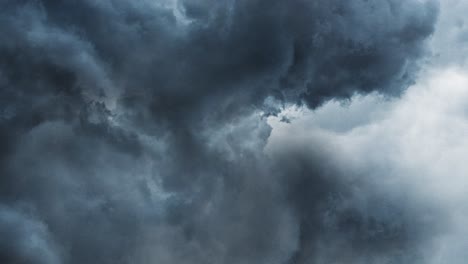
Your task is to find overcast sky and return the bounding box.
[1,0,467,263]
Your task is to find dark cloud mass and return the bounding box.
[0,0,439,263]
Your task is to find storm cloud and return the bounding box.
[0,0,442,263]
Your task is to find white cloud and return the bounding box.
[267,67,468,263]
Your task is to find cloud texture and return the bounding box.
[0,0,446,263]
[268,67,468,263]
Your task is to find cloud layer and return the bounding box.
[268,67,468,263]
[0,0,447,263]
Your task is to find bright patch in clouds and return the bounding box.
[268,67,468,262]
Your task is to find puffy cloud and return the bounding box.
[0,0,441,263]
[0,206,61,264]
[268,67,468,263]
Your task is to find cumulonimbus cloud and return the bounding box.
[0,0,440,263]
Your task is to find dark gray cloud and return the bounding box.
[0,206,61,264]
[0,0,440,263]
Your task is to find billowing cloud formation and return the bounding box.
[0,0,441,263]
[0,206,61,264]
[268,67,468,263]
